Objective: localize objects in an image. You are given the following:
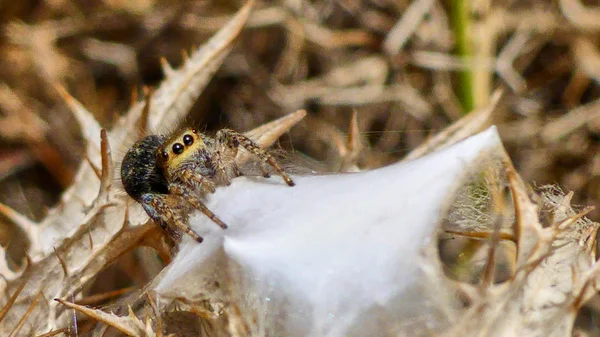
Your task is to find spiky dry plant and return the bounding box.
[0,2,281,335]
[1,0,600,336]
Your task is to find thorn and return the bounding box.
[556,206,594,230]
[585,223,599,254]
[443,229,515,242]
[0,202,38,238]
[122,202,130,231]
[481,179,509,291]
[403,89,501,162]
[8,289,43,337]
[564,191,574,205]
[53,247,68,277]
[55,298,142,336]
[571,265,578,295]
[0,276,28,324]
[34,328,68,337]
[512,249,551,280]
[129,85,139,108]
[39,291,50,307]
[572,262,600,309]
[139,88,154,135]
[236,110,306,168]
[24,254,31,270]
[84,154,102,180]
[127,305,136,319]
[75,287,135,306]
[139,0,255,132]
[243,109,307,148]
[338,109,362,171]
[347,109,361,154]
[480,216,503,291]
[160,57,174,77]
[99,129,113,194]
[0,248,25,279]
[87,230,94,251]
[331,128,347,157]
[145,312,152,331]
[53,83,74,105]
[505,158,545,266]
[53,83,102,151]
[146,293,163,337]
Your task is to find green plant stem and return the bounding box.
[452,0,475,114]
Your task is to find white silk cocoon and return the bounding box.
[155,126,504,336]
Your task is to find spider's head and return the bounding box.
[157,127,206,177]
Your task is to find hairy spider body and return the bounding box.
[120,127,295,243]
[121,135,169,200]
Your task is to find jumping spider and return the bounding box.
[121,127,295,243]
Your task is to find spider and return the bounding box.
[120,127,295,243]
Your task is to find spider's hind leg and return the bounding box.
[140,193,204,243]
[216,129,295,186]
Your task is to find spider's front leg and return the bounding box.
[210,149,243,186]
[159,161,228,231]
[140,193,204,243]
[216,129,295,186]
[168,182,228,230]
[172,165,217,194]
[169,165,227,229]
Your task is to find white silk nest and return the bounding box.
[154,127,503,336]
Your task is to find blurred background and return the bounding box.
[1,0,600,333]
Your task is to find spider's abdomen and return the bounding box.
[121,135,169,201]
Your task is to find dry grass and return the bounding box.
[1,0,600,335]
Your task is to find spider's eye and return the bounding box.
[172,143,184,155]
[191,128,197,134]
[161,151,169,159]
[183,134,194,146]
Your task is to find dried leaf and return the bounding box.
[55,299,153,337]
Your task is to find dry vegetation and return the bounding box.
[1,0,600,335]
